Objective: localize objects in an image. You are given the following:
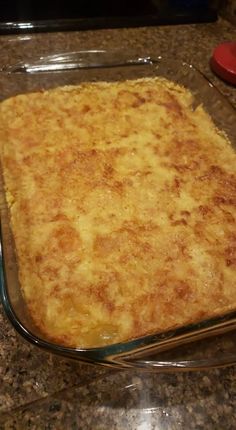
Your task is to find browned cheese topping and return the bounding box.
[0,77,236,347]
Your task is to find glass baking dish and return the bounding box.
[0,50,236,372]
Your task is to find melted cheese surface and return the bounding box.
[1,77,236,347]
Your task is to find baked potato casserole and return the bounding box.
[0,77,236,347]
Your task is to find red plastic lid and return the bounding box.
[210,42,236,86]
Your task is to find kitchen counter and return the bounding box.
[0,18,236,429]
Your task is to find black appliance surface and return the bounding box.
[0,1,218,34]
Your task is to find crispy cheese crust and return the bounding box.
[0,77,236,348]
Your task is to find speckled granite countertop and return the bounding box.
[0,18,236,430]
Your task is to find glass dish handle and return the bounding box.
[0,50,154,73]
[117,354,236,371]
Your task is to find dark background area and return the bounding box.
[0,1,219,33]
[0,0,216,21]
[3,0,157,20]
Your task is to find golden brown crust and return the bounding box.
[0,77,236,347]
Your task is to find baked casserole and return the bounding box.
[0,77,236,348]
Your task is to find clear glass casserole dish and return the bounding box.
[0,50,236,372]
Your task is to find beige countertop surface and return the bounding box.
[0,18,236,429]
